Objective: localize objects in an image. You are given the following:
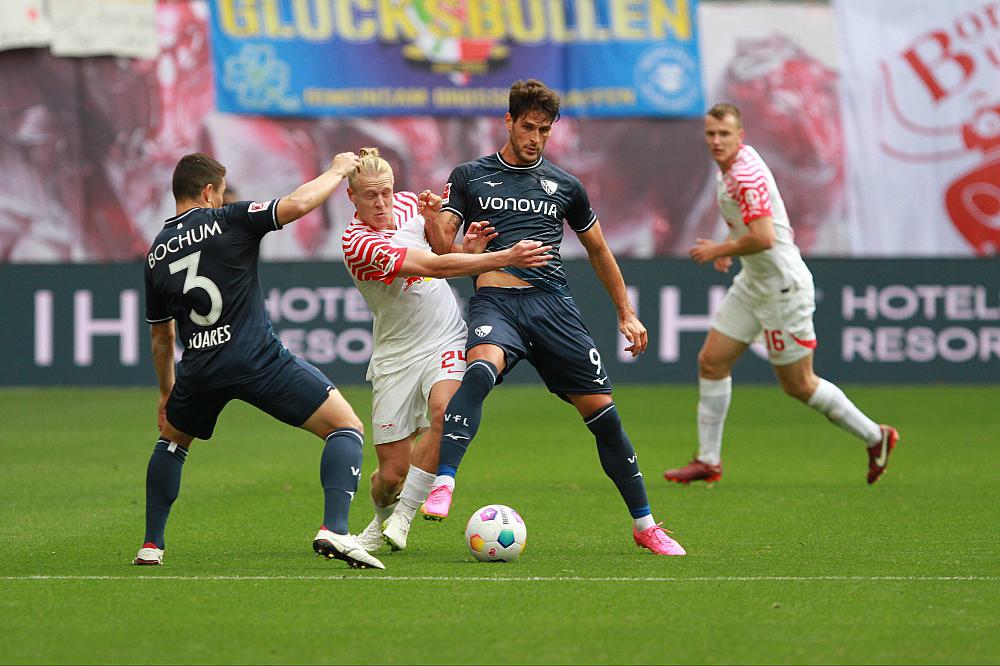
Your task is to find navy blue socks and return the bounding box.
[320,428,364,534]
[143,439,188,549]
[584,403,651,519]
[436,360,498,477]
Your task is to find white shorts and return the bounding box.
[369,338,467,445]
[712,281,817,366]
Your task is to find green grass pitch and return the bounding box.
[1,384,998,664]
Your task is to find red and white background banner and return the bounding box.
[835,0,1000,256]
[2,1,999,262]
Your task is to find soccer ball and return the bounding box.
[465,504,527,562]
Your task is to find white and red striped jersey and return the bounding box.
[342,191,466,379]
[716,145,812,296]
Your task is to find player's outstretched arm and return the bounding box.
[426,210,463,255]
[397,241,552,279]
[150,321,176,430]
[578,221,648,357]
[276,152,361,227]
[420,192,493,253]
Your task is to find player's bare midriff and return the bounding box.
[475,270,533,288]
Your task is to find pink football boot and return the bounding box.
[633,523,687,556]
[420,485,453,521]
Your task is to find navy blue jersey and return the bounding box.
[144,200,283,390]
[441,152,597,295]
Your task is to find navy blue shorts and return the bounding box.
[165,353,334,441]
[466,287,612,396]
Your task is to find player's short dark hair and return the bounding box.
[508,79,561,123]
[707,103,742,128]
[172,153,226,201]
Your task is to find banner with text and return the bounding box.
[2,259,997,386]
[209,0,704,117]
[835,0,1000,256]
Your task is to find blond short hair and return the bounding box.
[348,147,393,190]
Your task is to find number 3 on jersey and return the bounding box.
[169,251,223,327]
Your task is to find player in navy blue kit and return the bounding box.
[423,80,685,556]
[134,152,384,569]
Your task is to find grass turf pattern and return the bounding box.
[0,385,997,664]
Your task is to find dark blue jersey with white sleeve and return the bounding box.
[144,199,284,390]
[441,152,597,295]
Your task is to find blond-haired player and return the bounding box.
[664,103,899,486]
[341,147,551,551]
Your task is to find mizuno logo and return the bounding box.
[444,433,470,440]
[632,471,643,478]
[593,377,608,385]
[484,180,503,187]
[345,491,355,500]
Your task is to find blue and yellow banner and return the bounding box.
[209,0,703,117]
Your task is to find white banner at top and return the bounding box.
[0,0,51,52]
[835,0,1000,256]
[49,0,158,59]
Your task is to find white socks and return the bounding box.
[697,376,732,466]
[433,474,456,490]
[807,378,882,445]
[374,500,396,524]
[397,465,435,518]
[633,514,656,531]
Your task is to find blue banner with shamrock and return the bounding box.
[209,0,703,117]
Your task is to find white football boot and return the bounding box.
[312,530,385,569]
[132,543,163,566]
[356,516,385,553]
[382,511,413,551]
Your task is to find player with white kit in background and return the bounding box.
[663,103,900,486]
[341,148,551,553]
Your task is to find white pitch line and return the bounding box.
[1,575,997,582]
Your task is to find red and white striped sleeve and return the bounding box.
[730,150,774,224]
[341,222,408,284]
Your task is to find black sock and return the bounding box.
[585,403,651,519]
[143,439,188,549]
[320,428,364,534]
[436,360,498,477]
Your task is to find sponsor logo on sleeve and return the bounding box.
[248,201,269,213]
[372,248,394,273]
